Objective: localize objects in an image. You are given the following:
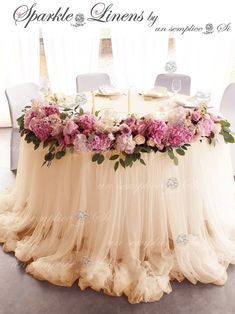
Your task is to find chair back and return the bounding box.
[76,73,111,93]
[220,83,235,174]
[5,83,40,128]
[154,73,191,95]
[220,83,235,131]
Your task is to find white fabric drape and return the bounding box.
[0,138,235,303]
[175,35,234,107]
[0,30,40,127]
[111,28,168,89]
[42,28,100,94]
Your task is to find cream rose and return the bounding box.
[134,134,145,145]
[147,138,155,147]
[212,123,222,135]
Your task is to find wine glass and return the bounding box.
[171,79,182,97]
[196,89,211,106]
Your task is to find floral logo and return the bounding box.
[71,13,86,27]
[165,61,177,73]
[203,23,214,34]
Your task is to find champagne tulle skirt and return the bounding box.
[0,139,235,303]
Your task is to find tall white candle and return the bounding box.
[128,89,132,115]
[91,91,96,114]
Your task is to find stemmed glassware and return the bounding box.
[171,79,182,97]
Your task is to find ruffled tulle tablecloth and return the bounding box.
[1,138,235,303]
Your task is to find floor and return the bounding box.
[0,128,235,314]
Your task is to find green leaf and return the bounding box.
[60,113,67,120]
[176,148,185,156]
[140,146,151,153]
[43,139,51,148]
[134,146,141,153]
[97,154,105,164]
[92,153,100,162]
[167,149,174,160]
[109,154,119,160]
[114,161,119,171]
[173,156,178,165]
[119,159,126,168]
[140,158,146,165]
[17,114,24,128]
[223,132,235,143]
[95,110,100,117]
[222,126,232,133]
[125,155,133,167]
[181,145,188,150]
[49,145,56,153]
[55,150,66,159]
[79,107,84,115]
[34,142,40,150]
[44,152,55,162]
[219,120,230,127]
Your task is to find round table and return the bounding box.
[0,138,235,303]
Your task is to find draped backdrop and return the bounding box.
[0,29,235,126]
[175,35,235,107]
[111,28,168,89]
[0,30,40,127]
[42,28,100,94]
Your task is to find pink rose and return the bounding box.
[198,117,214,137]
[120,123,132,136]
[73,134,88,151]
[63,120,78,136]
[191,111,201,122]
[115,134,136,154]
[43,104,59,116]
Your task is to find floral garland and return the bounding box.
[17,98,235,171]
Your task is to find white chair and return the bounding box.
[76,73,111,92]
[220,83,235,174]
[5,83,40,171]
[154,73,191,95]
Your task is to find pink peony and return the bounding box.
[198,117,214,137]
[43,104,59,116]
[191,111,201,122]
[89,134,112,151]
[165,125,194,147]
[29,117,52,141]
[115,134,136,154]
[76,113,96,130]
[147,120,167,144]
